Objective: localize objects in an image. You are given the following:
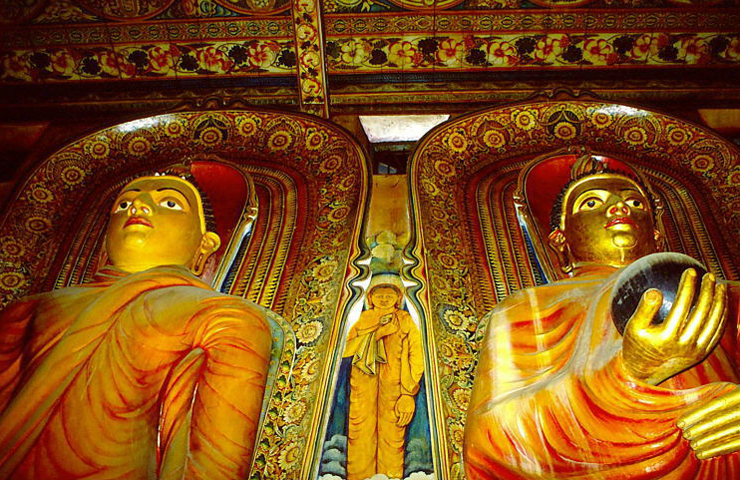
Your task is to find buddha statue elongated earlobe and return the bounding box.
[190,232,221,275]
[548,228,574,274]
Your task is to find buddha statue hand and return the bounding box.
[622,268,727,385]
[395,394,416,427]
[678,386,740,460]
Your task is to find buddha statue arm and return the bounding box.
[464,281,740,480]
[158,299,272,480]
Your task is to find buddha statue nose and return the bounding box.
[608,201,629,216]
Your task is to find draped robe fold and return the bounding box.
[465,266,740,480]
[0,265,272,480]
[343,308,424,480]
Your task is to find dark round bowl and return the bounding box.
[610,252,708,335]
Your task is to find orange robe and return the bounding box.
[343,308,424,480]
[465,266,740,480]
[0,265,271,480]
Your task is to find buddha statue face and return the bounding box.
[549,174,660,269]
[105,175,221,274]
[369,285,402,310]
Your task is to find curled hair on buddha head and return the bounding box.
[159,162,217,233]
[548,154,658,233]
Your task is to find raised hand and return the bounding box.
[679,387,740,460]
[622,268,727,385]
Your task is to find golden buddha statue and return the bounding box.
[0,173,272,479]
[464,153,740,479]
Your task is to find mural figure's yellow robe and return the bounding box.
[465,265,740,480]
[343,307,424,480]
[0,265,271,480]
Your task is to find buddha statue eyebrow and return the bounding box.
[156,187,192,206]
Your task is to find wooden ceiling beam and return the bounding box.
[291,0,330,117]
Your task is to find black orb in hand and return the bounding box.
[610,252,708,335]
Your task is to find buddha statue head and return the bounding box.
[105,173,221,275]
[546,154,662,272]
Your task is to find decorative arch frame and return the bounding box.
[0,108,372,479]
[406,100,740,479]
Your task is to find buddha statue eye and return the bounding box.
[114,201,131,213]
[626,198,645,210]
[160,199,183,210]
[577,197,603,211]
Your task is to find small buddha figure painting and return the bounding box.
[319,275,434,480]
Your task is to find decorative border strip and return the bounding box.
[325,32,740,72]
[291,0,330,116]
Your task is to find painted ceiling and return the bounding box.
[1,0,740,116]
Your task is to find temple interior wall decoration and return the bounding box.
[1,1,740,479]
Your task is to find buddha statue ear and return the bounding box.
[190,232,222,276]
[548,228,574,274]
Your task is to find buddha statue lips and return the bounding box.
[465,152,740,480]
[0,174,272,480]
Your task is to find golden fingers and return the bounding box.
[678,388,740,460]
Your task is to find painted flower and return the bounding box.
[388,41,419,67]
[446,131,468,153]
[725,37,740,61]
[448,422,465,452]
[148,46,173,74]
[690,154,715,173]
[452,388,471,411]
[582,38,616,65]
[277,441,302,471]
[25,216,52,234]
[164,118,187,138]
[282,400,308,424]
[444,309,469,331]
[678,37,708,64]
[340,39,372,65]
[327,205,350,222]
[319,153,342,174]
[438,252,459,270]
[0,272,26,291]
[534,34,568,63]
[299,356,320,381]
[29,185,54,204]
[623,126,647,146]
[629,34,653,61]
[197,127,223,147]
[591,111,613,129]
[728,167,740,186]
[512,109,537,131]
[482,129,506,149]
[97,51,119,76]
[433,159,456,177]
[313,258,338,281]
[666,125,691,146]
[297,320,323,344]
[436,38,462,67]
[127,136,151,156]
[3,53,32,81]
[85,139,110,160]
[338,175,356,191]
[306,129,329,150]
[50,50,75,76]
[248,42,280,69]
[486,40,518,66]
[553,121,577,140]
[61,165,85,186]
[1,237,25,258]
[267,130,293,151]
[196,46,234,73]
[237,117,260,137]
